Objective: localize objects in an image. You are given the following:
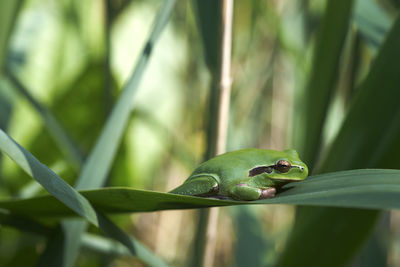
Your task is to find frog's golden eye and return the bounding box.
[275,160,291,173]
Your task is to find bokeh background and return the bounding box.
[1,0,400,266]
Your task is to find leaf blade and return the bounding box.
[300,0,355,168]
[0,129,99,226]
[279,12,400,267]
[1,169,400,217]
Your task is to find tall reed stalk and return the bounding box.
[194,0,234,266]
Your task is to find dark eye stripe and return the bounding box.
[248,166,273,177]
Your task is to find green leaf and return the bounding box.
[1,169,400,217]
[0,129,98,226]
[192,0,222,73]
[278,13,400,267]
[319,15,400,172]
[300,0,354,168]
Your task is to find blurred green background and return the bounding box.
[1,0,400,266]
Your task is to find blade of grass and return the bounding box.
[300,0,354,169]
[319,15,400,172]
[2,169,400,216]
[74,0,175,190]
[43,1,176,266]
[278,13,400,267]
[0,129,98,226]
[82,233,169,267]
[4,68,84,167]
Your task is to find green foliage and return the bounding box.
[301,0,354,167]
[0,129,98,226]
[1,0,400,266]
[278,2,400,267]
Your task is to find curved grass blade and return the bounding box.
[0,129,98,226]
[1,169,400,217]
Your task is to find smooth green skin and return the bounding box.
[170,148,308,201]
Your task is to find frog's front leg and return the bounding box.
[229,183,276,201]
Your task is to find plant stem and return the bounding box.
[201,0,234,266]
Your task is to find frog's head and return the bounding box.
[249,149,308,184]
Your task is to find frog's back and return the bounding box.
[191,149,273,181]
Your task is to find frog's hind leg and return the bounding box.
[230,184,276,200]
[169,175,219,197]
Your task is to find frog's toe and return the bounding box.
[259,187,276,199]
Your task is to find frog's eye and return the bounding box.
[275,160,291,173]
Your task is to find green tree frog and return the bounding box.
[170,148,308,201]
